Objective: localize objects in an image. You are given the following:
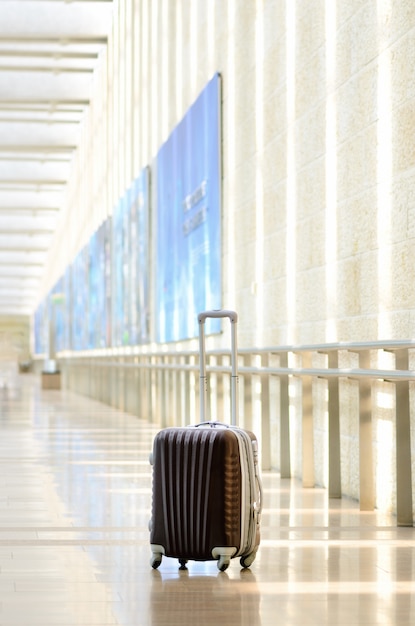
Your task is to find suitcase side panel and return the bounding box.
[150,428,242,560]
[231,428,262,558]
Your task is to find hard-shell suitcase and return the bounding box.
[149,310,263,571]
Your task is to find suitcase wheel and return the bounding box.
[150,544,165,569]
[150,554,162,569]
[178,559,188,570]
[240,551,257,569]
[217,556,230,572]
[212,547,236,572]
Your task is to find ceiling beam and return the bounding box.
[0,180,66,185]
[0,247,49,252]
[0,65,93,73]
[0,261,44,267]
[0,118,80,125]
[0,99,89,106]
[0,51,98,59]
[0,146,76,152]
[0,37,107,45]
[0,207,60,213]
[0,275,41,281]
[0,157,72,164]
[0,229,54,235]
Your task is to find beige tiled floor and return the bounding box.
[0,371,414,625]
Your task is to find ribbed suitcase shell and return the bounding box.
[150,427,245,560]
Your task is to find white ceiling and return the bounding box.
[0,0,114,316]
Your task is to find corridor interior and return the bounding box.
[0,365,414,625]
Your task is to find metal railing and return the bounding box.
[58,339,415,526]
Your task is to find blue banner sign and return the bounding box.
[128,168,150,344]
[71,246,89,351]
[112,167,150,346]
[156,73,222,342]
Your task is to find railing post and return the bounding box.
[260,353,271,470]
[137,356,143,419]
[119,356,125,410]
[124,357,131,413]
[243,354,253,431]
[394,349,413,526]
[105,359,111,405]
[302,351,314,488]
[157,356,163,425]
[153,355,161,425]
[161,356,168,427]
[176,356,184,425]
[87,358,92,398]
[131,357,139,416]
[98,360,102,402]
[279,352,291,478]
[358,351,374,511]
[146,358,152,419]
[327,351,341,498]
[133,358,139,416]
[110,359,116,408]
[171,356,180,426]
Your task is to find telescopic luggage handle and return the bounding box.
[198,310,239,426]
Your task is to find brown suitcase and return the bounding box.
[149,310,262,571]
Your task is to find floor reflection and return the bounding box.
[149,568,261,626]
[0,373,414,625]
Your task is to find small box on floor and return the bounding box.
[41,372,61,389]
[41,360,61,389]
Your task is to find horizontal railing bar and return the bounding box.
[57,338,415,362]
[65,358,415,381]
[240,339,415,354]
[80,361,200,371]
[238,366,415,381]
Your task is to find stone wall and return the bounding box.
[40,1,415,512]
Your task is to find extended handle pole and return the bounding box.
[198,310,239,426]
